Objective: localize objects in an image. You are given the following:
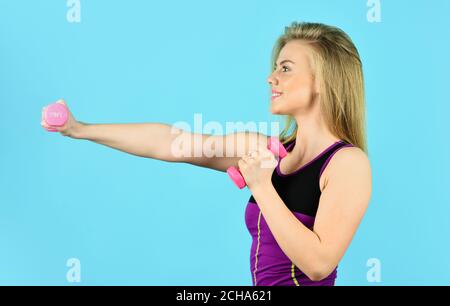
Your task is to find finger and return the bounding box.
[259,147,272,157]
[243,155,257,164]
[41,121,52,130]
[238,159,247,169]
[248,150,259,159]
[41,120,56,131]
[42,107,49,122]
[262,152,273,160]
[260,157,277,168]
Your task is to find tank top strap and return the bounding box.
[275,139,354,178]
[318,140,355,178]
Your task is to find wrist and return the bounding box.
[71,122,88,139]
[250,180,273,195]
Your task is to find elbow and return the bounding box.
[306,264,335,282]
[295,246,338,282]
[308,271,328,282]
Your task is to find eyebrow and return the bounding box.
[275,59,295,67]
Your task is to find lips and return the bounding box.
[271,89,283,101]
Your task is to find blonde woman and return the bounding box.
[41,22,372,286]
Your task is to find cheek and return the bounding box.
[286,78,314,105]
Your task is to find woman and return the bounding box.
[41,21,372,286]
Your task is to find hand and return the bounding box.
[41,99,84,138]
[238,147,278,190]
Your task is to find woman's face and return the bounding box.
[267,40,318,116]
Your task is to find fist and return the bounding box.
[238,147,278,190]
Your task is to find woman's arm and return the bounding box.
[42,100,269,170]
[250,147,372,281]
[74,122,185,161]
[74,123,269,171]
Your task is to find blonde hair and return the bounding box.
[271,22,368,154]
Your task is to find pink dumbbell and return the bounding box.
[43,103,68,132]
[227,137,288,189]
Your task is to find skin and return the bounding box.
[238,40,372,281]
[41,40,372,282]
[41,100,81,137]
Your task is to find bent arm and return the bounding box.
[250,147,372,281]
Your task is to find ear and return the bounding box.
[312,73,320,95]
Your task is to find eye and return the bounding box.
[281,65,290,72]
[273,65,290,73]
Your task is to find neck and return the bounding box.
[290,111,341,161]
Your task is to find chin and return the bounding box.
[269,106,278,115]
[270,105,286,115]
[270,109,282,115]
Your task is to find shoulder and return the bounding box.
[322,145,372,192]
[332,146,371,171]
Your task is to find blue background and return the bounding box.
[1,0,449,285]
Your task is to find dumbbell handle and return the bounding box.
[226,137,287,189]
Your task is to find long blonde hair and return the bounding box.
[271,22,368,154]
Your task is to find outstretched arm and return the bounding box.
[42,100,269,172]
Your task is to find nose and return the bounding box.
[267,73,278,86]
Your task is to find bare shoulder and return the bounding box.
[321,146,372,191]
[331,146,371,172]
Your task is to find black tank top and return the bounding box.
[248,139,354,217]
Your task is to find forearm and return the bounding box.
[251,183,328,280]
[74,122,183,161]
